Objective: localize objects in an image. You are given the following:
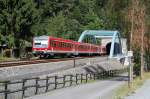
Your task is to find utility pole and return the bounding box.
[128,1,134,88]
[140,10,145,80]
[130,6,134,51]
[130,8,134,87]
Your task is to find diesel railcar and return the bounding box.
[32,36,106,58]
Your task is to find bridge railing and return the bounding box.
[0,68,128,99]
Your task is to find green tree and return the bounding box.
[0,0,40,57]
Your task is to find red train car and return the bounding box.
[32,36,106,58]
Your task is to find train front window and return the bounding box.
[34,39,48,48]
[35,43,41,45]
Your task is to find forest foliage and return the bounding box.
[0,0,130,48]
[0,0,150,59]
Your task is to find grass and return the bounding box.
[113,72,150,99]
[0,56,17,61]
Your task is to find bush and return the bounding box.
[133,49,141,76]
[134,63,140,76]
[3,49,11,57]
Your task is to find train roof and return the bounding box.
[33,35,74,42]
[34,35,49,40]
[50,36,74,42]
[33,35,100,47]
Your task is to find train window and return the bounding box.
[62,42,64,48]
[50,40,52,46]
[71,44,73,48]
[68,43,71,48]
[61,42,64,48]
[58,42,60,47]
[82,45,84,49]
[66,43,68,48]
[81,45,84,49]
[58,42,61,48]
[64,43,67,48]
[60,42,62,48]
[64,43,66,48]
[84,46,86,49]
[79,45,81,49]
[35,43,41,45]
[55,41,57,47]
[65,43,67,48]
[67,43,69,48]
[63,43,66,48]
[68,43,70,48]
[50,40,53,46]
[70,44,72,48]
[52,41,56,47]
[51,41,54,47]
[68,44,70,48]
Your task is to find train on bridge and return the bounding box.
[32,36,106,58]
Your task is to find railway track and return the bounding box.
[0,56,99,68]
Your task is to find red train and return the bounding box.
[32,36,106,58]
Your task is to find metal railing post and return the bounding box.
[4,81,8,99]
[81,74,83,83]
[73,57,75,68]
[54,76,57,89]
[85,74,88,83]
[22,79,26,98]
[70,75,72,86]
[45,76,49,92]
[35,77,39,95]
[63,75,66,87]
[76,74,78,84]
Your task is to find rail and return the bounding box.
[0,57,84,67]
[0,56,107,68]
[0,68,128,99]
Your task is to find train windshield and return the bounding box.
[34,39,48,48]
[35,43,41,45]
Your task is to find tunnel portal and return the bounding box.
[106,42,121,56]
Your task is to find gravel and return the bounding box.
[0,57,127,99]
[0,57,109,81]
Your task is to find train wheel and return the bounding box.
[39,55,43,59]
[66,53,71,58]
[47,55,54,59]
[39,55,46,59]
